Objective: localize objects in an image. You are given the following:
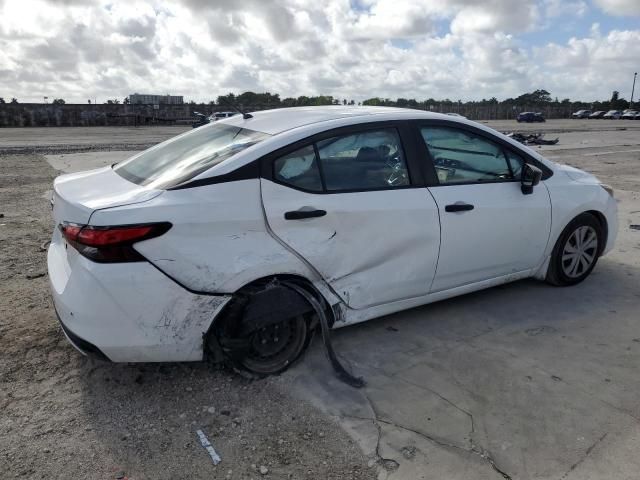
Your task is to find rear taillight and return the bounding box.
[59,222,171,263]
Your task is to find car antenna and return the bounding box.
[219,97,253,119]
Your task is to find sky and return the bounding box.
[0,0,639,104]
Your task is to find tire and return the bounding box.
[546,213,603,286]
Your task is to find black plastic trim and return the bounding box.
[445,203,474,212]
[284,209,327,220]
[168,161,259,190]
[55,308,111,361]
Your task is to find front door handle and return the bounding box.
[284,209,327,220]
[445,203,474,213]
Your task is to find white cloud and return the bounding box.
[0,0,638,103]
[534,28,640,99]
[592,0,640,16]
[543,0,588,18]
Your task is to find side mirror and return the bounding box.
[521,163,542,195]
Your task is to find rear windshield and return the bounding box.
[114,123,270,189]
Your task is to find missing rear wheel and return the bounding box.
[240,314,309,375]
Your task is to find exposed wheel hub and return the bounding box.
[239,314,308,375]
[249,321,294,358]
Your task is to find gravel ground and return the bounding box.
[0,153,376,479]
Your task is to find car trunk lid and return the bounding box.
[52,166,163,225]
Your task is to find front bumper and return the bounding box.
[48,228,232,362]
[601,194,618,256]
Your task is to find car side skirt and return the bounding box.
[334,268,534,328]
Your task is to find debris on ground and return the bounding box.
[196,429,222,465]
[283,281,365,388]
[25,272,46,279]
[401,446,417,460]
[504,132,559,145]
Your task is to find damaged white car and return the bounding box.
[48,106,617,376]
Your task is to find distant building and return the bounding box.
[129,94,183,105]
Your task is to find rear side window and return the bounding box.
[420,127,514,184]
[114,123,270,189]
[272,128,410,193]
[317,129,409,191]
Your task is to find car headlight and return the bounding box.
[600,184,614,198]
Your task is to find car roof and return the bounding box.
[217,105,451,135]
[191,105,557,182]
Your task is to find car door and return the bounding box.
[415,123,552,293]
[260,122,441,309]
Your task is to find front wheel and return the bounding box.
[546,213,603,286]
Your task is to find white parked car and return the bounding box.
[48,106,617,374]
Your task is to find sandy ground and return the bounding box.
[1,119,640,479]
[0,156,374,479]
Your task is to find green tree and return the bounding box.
[10,98,18,103]
[362,97,382,106]
[52,98,65,105]
[0,98,5,103]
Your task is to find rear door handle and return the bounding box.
[445,203,474,213]
[284,209,327,220]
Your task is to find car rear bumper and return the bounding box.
[55,306,110,361]
[48,228,232,362]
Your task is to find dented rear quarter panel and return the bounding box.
[89,179,330,297]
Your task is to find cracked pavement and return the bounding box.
[284,122,640,479]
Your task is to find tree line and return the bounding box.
[0,89,633,111]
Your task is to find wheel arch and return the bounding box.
[203,273,336,363]
[584,209,608,256]
[537,209,609,281]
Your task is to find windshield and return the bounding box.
[114,123,270,189]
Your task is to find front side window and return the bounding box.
[420,127,514,184]
[317,129,409,191]
[114,123,270,189]
[506,150,525,180]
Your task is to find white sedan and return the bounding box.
[48,106,617,375]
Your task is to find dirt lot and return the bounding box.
[0,157,374,478]
[1,119,640,479]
